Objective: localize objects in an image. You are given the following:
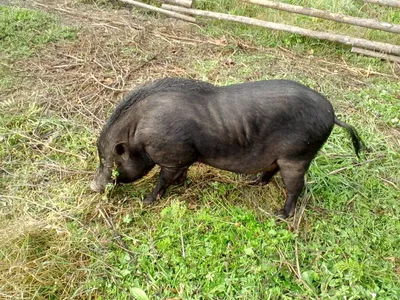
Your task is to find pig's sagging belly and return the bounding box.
[193,130,277,174]
[198,154,275,174]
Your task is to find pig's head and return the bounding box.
[90,139,155,193]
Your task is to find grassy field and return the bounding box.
[1,0,399,299]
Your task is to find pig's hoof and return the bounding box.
[248,178,269,186]
[275,209,293,220]
[143,196,156,205]
[90,181,105,193]
[171,177,186,186]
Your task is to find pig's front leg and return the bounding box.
[249,162,279,186]
[143,167,188,204]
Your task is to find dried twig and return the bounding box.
[132,46,169,73]
[180,225,186,258]
[327,156,384,176]
[97,208,136,257]
[277,247,298,275]
[90,74,130,92]
[156,32,228,46]
[293,194,309,232]
[277,247,318,297]
[380,178,399,190]
[10,131,85,160]
[294,241,302,282]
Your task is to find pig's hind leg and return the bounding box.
[171,168,188,186]
[276,159,311,219]
[143,167,189,204]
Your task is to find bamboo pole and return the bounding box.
[162,4,400,55]
[162,0,195,8]
[243,0,400,34]
[119,0,196,23]
[364,0,400,7]
[351,47,400,63]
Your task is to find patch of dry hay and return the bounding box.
[0,217,89,298]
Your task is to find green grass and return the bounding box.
[1,2,399,299]
[0,6,77,92]
[0,6,77,59]
[97,203,299,299]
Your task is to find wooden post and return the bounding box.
[162,0,195,8]
[119,0,196,23]
[162,4,400,56]
[244,0,400,34]
[351,47,400,63]
[364,0,400,7]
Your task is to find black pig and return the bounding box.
[91,78,363,218]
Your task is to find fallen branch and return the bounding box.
[162,0,195,8]
[351,47,400,63]
[119,0,196,23]
[162,4,400,55]
[364,0,400,7]
[244,0,400,34]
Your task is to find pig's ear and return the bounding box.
[113,142,129,160]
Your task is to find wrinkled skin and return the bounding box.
[91,78,363,218]
[90,142,155,192]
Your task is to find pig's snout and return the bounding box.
[91,166,112,193]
